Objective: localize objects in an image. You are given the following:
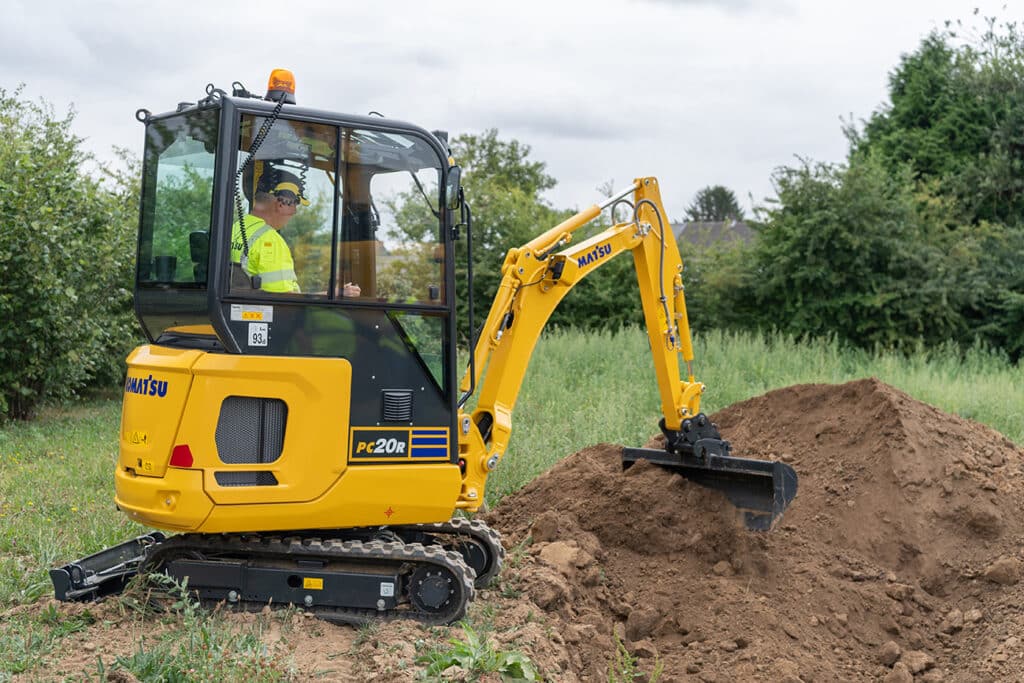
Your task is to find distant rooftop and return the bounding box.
[671,219,754,249]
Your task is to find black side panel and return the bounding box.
[221,302,450,431]
[137,289,210,341]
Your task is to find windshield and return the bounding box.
[230,115,447,306]
[137,109,219,285]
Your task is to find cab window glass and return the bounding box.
[391,311,446,389]
[230,115,336,296]
[338,128,445,306]
[138,110,219,285]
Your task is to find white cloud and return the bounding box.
[0,0,1011,217]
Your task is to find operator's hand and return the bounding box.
[342,282,361,297]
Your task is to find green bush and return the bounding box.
[673,14,1024,358]
[0,89,137,419]
[677,240,759,335]
[855,20,1024,227]
[749,155,974,349]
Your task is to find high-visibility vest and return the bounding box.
[231,214,300,293]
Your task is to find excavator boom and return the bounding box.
[454,178,797,529]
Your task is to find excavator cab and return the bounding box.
[137,89,454,360]
[121,79,467,535]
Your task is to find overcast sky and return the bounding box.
[4,0,1012,219]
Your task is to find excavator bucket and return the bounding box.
[622,447,797,530]
[622,416,797,531]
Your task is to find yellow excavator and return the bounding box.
[51,70,796,624]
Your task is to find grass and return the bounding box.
[0,604,96,676]
[607,632,663,683]
[485,327,1024,504]
[415,620,538,681]
[0,327,1021,678]
[98,575,295,682]
[0,398,146,605]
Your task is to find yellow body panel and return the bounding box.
[115,466,211,530]
[182,353,351,505]
[119,346,203,478]
[115,345,461,533]
[197,464,462,533]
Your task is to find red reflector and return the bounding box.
[169,445,194,468]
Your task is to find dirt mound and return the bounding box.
[713,378,1023,593]
[20,378,1024,681]
[483,377,1024,681]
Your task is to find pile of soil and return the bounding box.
[479,378,1024,681]
[19,378,1024,681]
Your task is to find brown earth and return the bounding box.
[14,378,1024,681]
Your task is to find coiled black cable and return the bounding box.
[233,96,287,271]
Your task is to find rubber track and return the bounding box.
[143,533,475,626]
[392,517,506,588]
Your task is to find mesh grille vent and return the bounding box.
[215,396,287,464]
[214,471,278,487]
[382,390,413,422]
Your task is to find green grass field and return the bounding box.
[0,327,1021,678]
[485,327,1024,503]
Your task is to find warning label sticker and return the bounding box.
[230,304,274,322]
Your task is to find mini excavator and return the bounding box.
[51,70,797,624]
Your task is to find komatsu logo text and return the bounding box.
[577,243,612,268]
[124,374,168,398]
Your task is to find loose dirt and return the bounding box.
[14,378,1024,681]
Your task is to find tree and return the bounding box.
[0,89,138,419]
[697,12,1024,358]
[750,155,975,349]
[684,185,744,222]
[388,129,570,342]
[852,17,1024,227]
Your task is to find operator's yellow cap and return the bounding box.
[272,180,309,206]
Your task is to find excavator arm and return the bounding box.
[455,177,797,529]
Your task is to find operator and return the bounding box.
[231,166,361,297]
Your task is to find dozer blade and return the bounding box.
[622,446,797,531]
[50,532,166,601]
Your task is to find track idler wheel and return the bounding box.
[452,537,490,583]
[408,565,461,613]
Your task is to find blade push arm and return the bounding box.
[455,177,704,508]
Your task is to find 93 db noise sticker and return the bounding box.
[248,322,268,347]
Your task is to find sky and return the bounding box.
[3,0,1013,219]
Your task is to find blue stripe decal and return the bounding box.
[410,428,447,458]
[411,448,449,458]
